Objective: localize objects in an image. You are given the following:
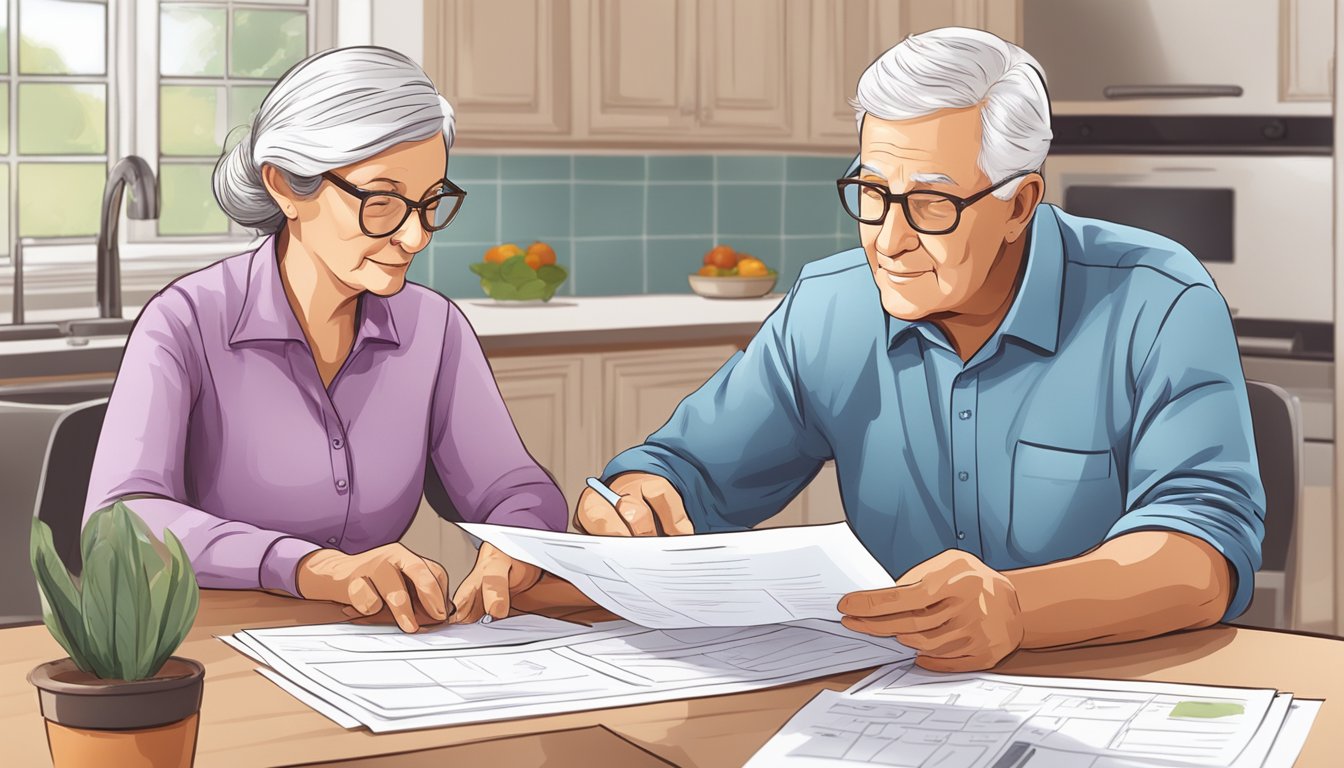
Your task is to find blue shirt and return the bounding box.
[604,204,1265,621]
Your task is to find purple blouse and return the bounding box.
[84,237,568,595]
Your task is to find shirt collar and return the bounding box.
[229,235,401,348]
[885,203,1065,356]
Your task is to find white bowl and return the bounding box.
[688,274,778,299]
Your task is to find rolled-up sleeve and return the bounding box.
[602,287,830,530]
[428,303,567,532]
[1108,283,1266,621]
[84,289,320,596]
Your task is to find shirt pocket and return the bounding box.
[1008,441,1122,563]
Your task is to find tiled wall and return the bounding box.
[410,154,860,298]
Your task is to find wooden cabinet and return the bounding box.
[401,342,845,581]
[427,0,1022,149]
[422,0,572,137]
[808,0,1021,142]
[1280,0,1335,101]
[582,0,698,135]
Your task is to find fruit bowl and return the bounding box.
[688,273,778,299]
[688,244,778,299]
[470,242,568,302]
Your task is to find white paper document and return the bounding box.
[224,614,914,733]
[458,521,895,628]
[745,662,1312,768]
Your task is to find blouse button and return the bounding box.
[336,478,348,490]
[332,437,344,450]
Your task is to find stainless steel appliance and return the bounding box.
[1022,0,1330,116]
[1043,116,1333,327]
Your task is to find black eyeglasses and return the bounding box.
[321,172,467,238]
[836,169,1037,235]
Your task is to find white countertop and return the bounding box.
[0,294,783,365]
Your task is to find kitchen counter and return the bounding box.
[0,295,782,383]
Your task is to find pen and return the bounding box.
[586,476,623,508]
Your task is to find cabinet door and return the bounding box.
[694,0,801,140]
[809,0,1021,144]
[601,346,737,458]
[584,0,698,136]
[490,354,596,515]
[1280,0,1334,101]
[423,0,572,138]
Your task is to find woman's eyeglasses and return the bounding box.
[321,172,467,238]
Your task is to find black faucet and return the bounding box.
[95,156,159,320]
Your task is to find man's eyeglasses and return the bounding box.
[836,169,1037,235]
[321,172,467,238]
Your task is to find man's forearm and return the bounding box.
[1006,531,1233,651]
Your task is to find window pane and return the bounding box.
[0,0,9,74]
[160,6,224,76]
[19,0,107,75]
[159,163,228,235]
[160,85,225,156]
[229,84,269,131]
[231,9,305,78]
[0,165,9,257]
[0,84,8,154]
[18,83,106,155]
[18,162,105,237]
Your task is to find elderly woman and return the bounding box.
[85,46,566,632]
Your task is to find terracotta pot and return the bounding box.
[28,656,204,768]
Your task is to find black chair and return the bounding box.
[33,399,110,579]
[1240,380,1300,630]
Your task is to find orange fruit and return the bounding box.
[696,265,719,277]
[527,241,557,266]
[704,244,737,269]
[484,243,524,264]
[737,257,768,277]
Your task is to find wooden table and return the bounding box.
[3,590,1341,767]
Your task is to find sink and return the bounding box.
[0,324,64,342]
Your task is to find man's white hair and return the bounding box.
[213,46,455,234]
[851,27,1052,200]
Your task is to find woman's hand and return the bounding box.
[449,543,544,623]
[296,543,450,633]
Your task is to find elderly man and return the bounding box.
[511,27,1265,672]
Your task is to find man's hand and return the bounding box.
[574,473,695,536]
[296,543,450,633]
[449,543,545,623]
[838,550,1024,672]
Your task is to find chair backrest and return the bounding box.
[1244,380,1300,574]
[32,398,109,577]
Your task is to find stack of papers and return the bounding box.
[745,662,1320,767]
[222,615,916,732]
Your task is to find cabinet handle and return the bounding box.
[1103,84,1244,99]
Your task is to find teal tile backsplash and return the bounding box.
[427,153,858,297]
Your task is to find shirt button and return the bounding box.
[336,478,348,490]
[959,410,972,420]
[327,537,338,545]
[957,531,966,540]
[332,437,344,450]
[958,471,969,481]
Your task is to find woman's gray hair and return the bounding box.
[213,46,455,233]
[851,27,1052,199]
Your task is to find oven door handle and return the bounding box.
[1103,84,1245,99]
[1237,335,1298,356]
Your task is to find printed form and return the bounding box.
[222,615,915,732]
[458,522,896,628]
[745,661,1318,768]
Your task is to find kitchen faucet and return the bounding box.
[95,156,159,321]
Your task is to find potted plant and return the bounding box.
[27,501,203,768]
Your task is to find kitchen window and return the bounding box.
[2,0,333,323]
